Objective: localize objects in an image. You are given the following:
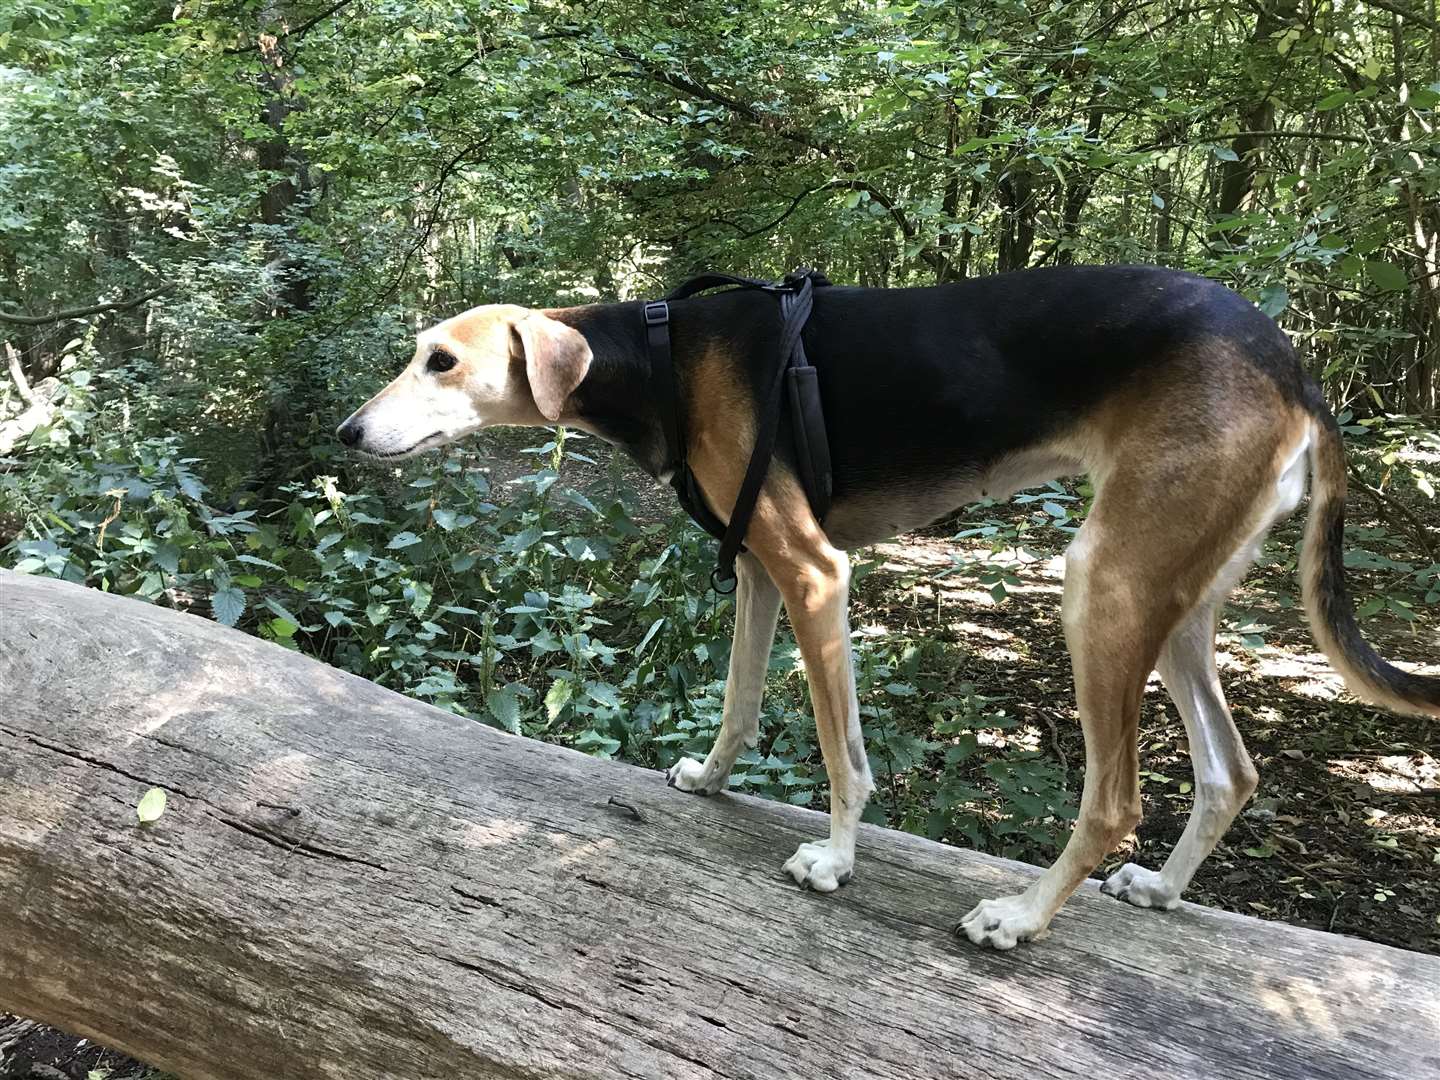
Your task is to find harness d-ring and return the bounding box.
[710,566,739,595]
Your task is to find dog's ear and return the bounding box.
[513,314,593,422]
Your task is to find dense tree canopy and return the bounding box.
[5,0,1440,429]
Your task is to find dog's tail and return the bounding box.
[1300,409,1440,718]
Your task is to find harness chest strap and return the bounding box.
[644,270,833,592]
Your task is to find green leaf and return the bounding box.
[574,729,621,758]
[211,586,245,627]
[263,597,304,626]
[387,531,422,549]
[587,681,621,709]
[1365,260,1409,292]
[635,617,665,656]
[545,678,573,721]
[486,685,522,733]
[432,508,460,530]
[153,543,181,574]
[1258,284,1289,318]
[136,787,167,823]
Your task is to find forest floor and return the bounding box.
[3,434,1435,1079]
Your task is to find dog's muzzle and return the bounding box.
[336,417,364,447]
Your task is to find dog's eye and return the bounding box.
[427,349,458,373]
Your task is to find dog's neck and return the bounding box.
[552,292,774,481]
[548,301,667,477]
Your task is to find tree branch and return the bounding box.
[224,0,358,55]
[4,342,32,404]
[598,41,946,273]
[1135,129,1376,153]
[1349,468,1438,561]
[1359,0,1440,34]
[0,286,168,327]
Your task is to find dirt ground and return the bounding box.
[4,433,1435,1077]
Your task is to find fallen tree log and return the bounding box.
[0,571,1436,1080]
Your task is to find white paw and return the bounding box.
[782,839,853,892]
[1100,863,1180,910]
[956,893,1051,950]
[665,757,726,795]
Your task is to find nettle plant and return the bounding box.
[8,387,1089,861]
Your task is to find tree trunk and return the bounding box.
[955,97,996,279]
[1215,1,1300,239]
[1,572,1437,1080]
[1055,94,1105,265]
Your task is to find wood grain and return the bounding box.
[1,571,1435,1080]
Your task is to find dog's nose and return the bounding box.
[336,418,364,448]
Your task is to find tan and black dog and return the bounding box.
[338,265,1439,949]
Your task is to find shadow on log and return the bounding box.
[1,571,1436,1080]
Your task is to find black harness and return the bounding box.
[644,269,833,593]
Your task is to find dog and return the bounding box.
[338,265,1439,949]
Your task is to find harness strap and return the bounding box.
[644,268,831,593]
[644,300,731,540]
[643,300,681,468]
[711,276,817,590]
[664,271,791,300]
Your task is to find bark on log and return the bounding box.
[0,571,1436,1080]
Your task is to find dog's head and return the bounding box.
[336,304,592,459]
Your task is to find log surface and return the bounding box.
[0,571,1436,1080]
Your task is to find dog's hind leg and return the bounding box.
[1099,592,1257,910]
[959,515,1156,948]
[958,422,1300,947]
[667,552,782,795]
[1101,433,1308,909]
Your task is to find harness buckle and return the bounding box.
[644,300,670,326]
[710,566,738,595]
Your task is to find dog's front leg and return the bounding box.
[667,552,782,795]
[774,545,874,891]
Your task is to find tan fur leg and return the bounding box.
[666,552,782,795]
[734,481,872,890]
[685,357,873,890]
[1101,426,1310,909]
[959,514,1154,948]
[772,536,872,890]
